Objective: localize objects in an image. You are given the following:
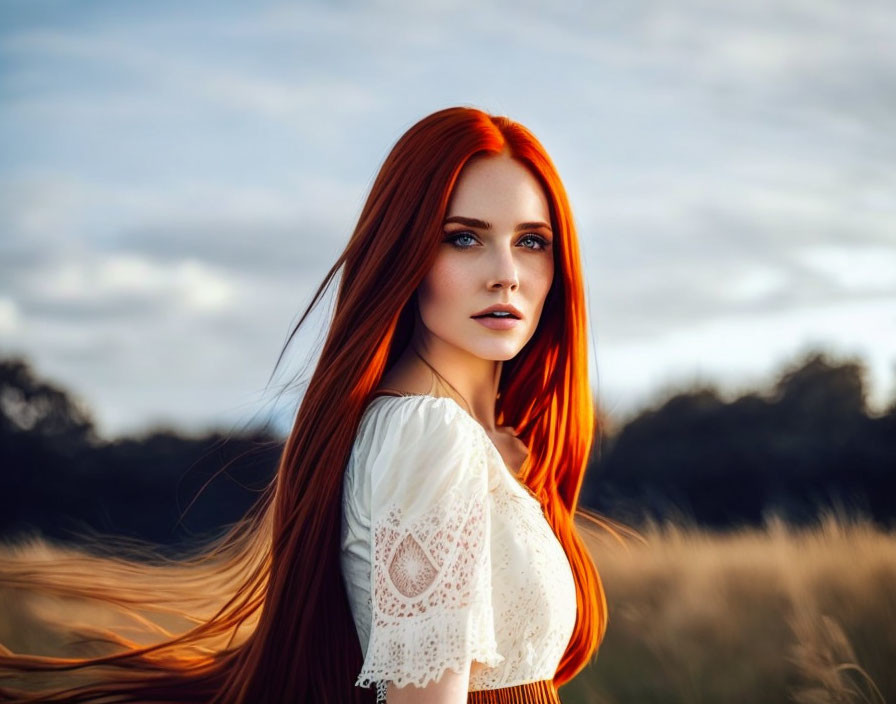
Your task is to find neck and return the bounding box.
[408,329,503,433]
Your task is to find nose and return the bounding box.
[488,245,519,291]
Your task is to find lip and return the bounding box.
[471,303,523,319]
[471,303,523,331]
[474,316,520,331]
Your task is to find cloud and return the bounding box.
[597,293,896,420]
[1,0,893,434]
[567,0,895,141]
[26,253,238,319]
[796,244,896,292]
[0,173,356,276]
[2,24,381,125]
[0,297,21,335]
[574,156,896,342]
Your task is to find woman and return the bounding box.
[0,106,620,703]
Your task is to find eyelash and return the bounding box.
[443,231,551,251]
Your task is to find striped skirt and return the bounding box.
[468,679,562,703]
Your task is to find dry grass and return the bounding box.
[560,510,896,704]
[2,511,893,702]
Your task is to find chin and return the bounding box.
[469,340,527,361]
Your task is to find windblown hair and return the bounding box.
[0,105,628,702]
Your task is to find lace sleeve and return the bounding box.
[354,397,504,699]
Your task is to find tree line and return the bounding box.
[1,348,893,552]
[583,350,895,530]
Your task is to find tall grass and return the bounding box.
[562,510,895,704]
[2,511,893,702]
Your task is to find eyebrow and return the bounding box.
[443,215,552,233]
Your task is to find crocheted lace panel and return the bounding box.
[341,395,577,702]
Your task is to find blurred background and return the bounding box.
[1,1,894,702]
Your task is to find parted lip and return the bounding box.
[471,303,523,319]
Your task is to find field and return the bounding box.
[560,512,896,704]
[2,512,894,703]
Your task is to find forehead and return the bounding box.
[446,155,550,223]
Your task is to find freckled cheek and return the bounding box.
[520,256,554,301]
[520,260,553,335]
[417,259,474,320]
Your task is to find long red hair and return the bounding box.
[0,105,618,702]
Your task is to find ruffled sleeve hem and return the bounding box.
[354,603,505,692]
[355,395,503,702]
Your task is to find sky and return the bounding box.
[1,0,894,439]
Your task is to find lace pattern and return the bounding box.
[354,455,504,698]
[342,394,577,701]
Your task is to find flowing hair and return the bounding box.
[0,105,628,702]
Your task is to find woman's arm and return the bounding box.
[385,661,473,703]
[356,397,503,701]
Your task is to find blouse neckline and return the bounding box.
[366,392,541,505]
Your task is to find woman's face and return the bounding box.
[416,153,555,361]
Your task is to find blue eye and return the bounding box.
[443,231,551,251]
[444,232,478,249]
[519,234,549,250]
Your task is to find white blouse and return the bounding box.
[339,394,577,702]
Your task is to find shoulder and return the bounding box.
[352,395,488,503]
[356,394,477,453]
